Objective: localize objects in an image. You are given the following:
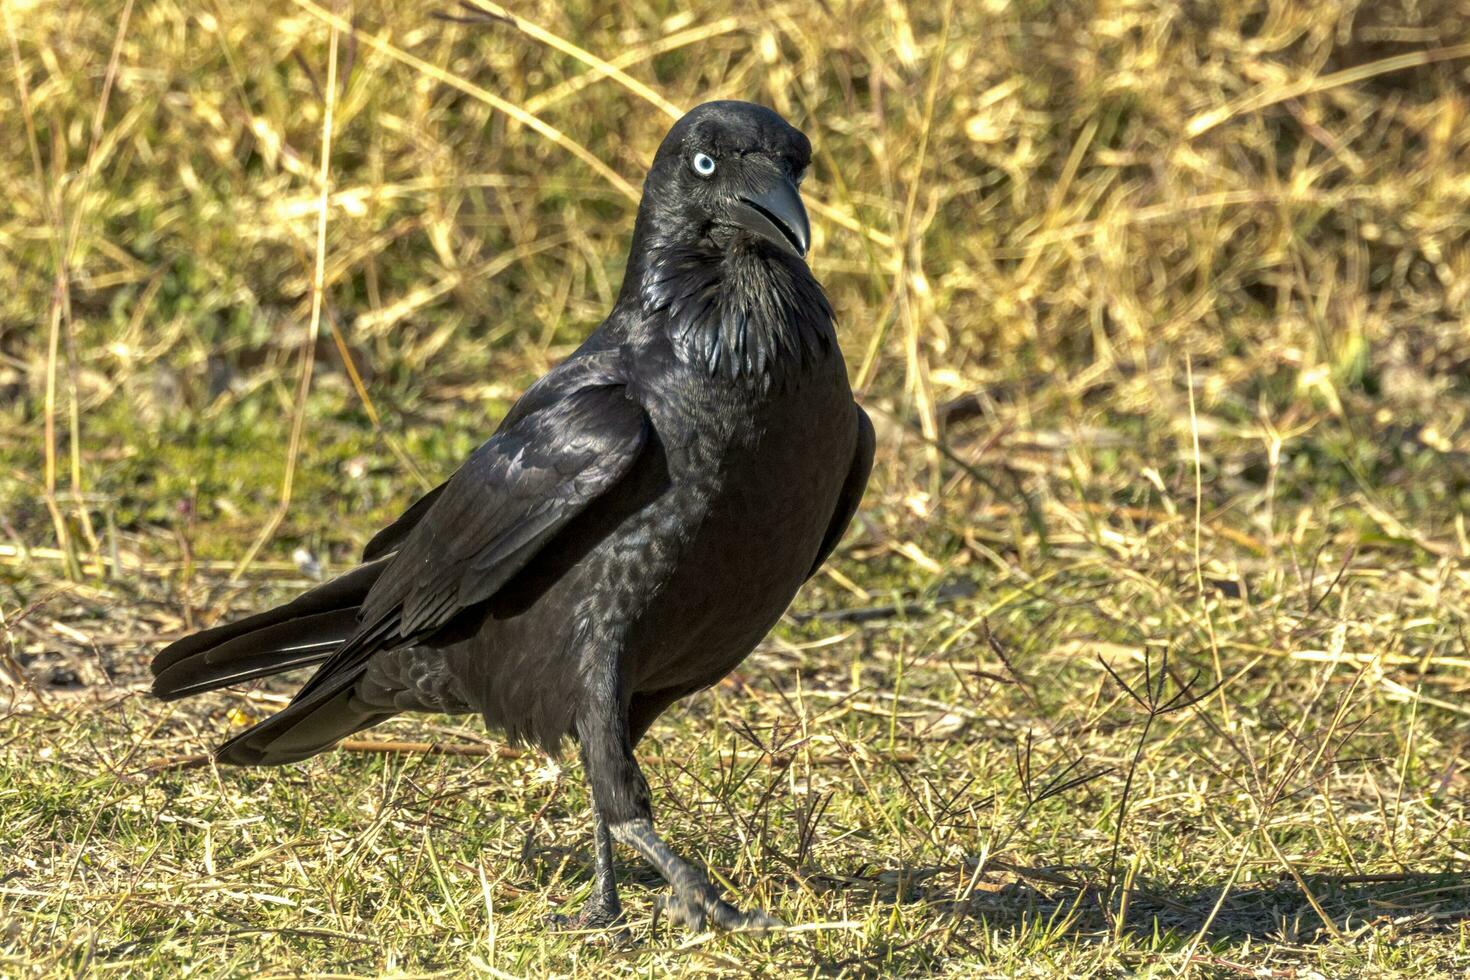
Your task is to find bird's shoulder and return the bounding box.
[361,328,645,564]
[497,331,635,431]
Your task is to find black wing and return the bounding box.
[360,348,626,564]
[361,482,447,561]
[295,380,650,701]
[808,403,874,578]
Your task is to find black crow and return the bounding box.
[152,100,873,933]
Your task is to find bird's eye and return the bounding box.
[691,152,717,178]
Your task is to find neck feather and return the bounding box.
[637,238,834,381]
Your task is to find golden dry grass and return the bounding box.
[2,0,1469,975]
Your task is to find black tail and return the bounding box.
[212,672,394,766]
[151,558,386,700]
[152,558,402,766]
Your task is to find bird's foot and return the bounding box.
[546,894,629,944]
[653,882,783,933]
[610,819,783,934]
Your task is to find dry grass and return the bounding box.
[3,0,1470,975]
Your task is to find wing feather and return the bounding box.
[807,404,874,579]
[293,380,649,702]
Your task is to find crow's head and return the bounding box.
[640,101,813,260]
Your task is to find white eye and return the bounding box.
[691,152,716,177]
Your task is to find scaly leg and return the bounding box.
[577,661,780,933]
[547,776,625,935]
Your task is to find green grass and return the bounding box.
[4,0,1470,975]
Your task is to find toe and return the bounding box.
[659,885,783,933]
[739,908,784,931]
[655,892,707,931]
[546,900,628,942]
[706,899,783,932]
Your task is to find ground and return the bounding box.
[2,1,1469,976]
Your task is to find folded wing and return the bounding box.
[215,380,650,764]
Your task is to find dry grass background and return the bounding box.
[3,0,1470,976]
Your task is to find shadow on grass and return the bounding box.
[872,865,1470,944]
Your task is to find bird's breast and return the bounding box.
[619,360,856,689]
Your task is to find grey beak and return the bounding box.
[731,176,811,258]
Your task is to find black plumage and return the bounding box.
[152,101,873,932]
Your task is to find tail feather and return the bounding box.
[150,559,387,701]
[214,671,391,766]
[151,608,357,700]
